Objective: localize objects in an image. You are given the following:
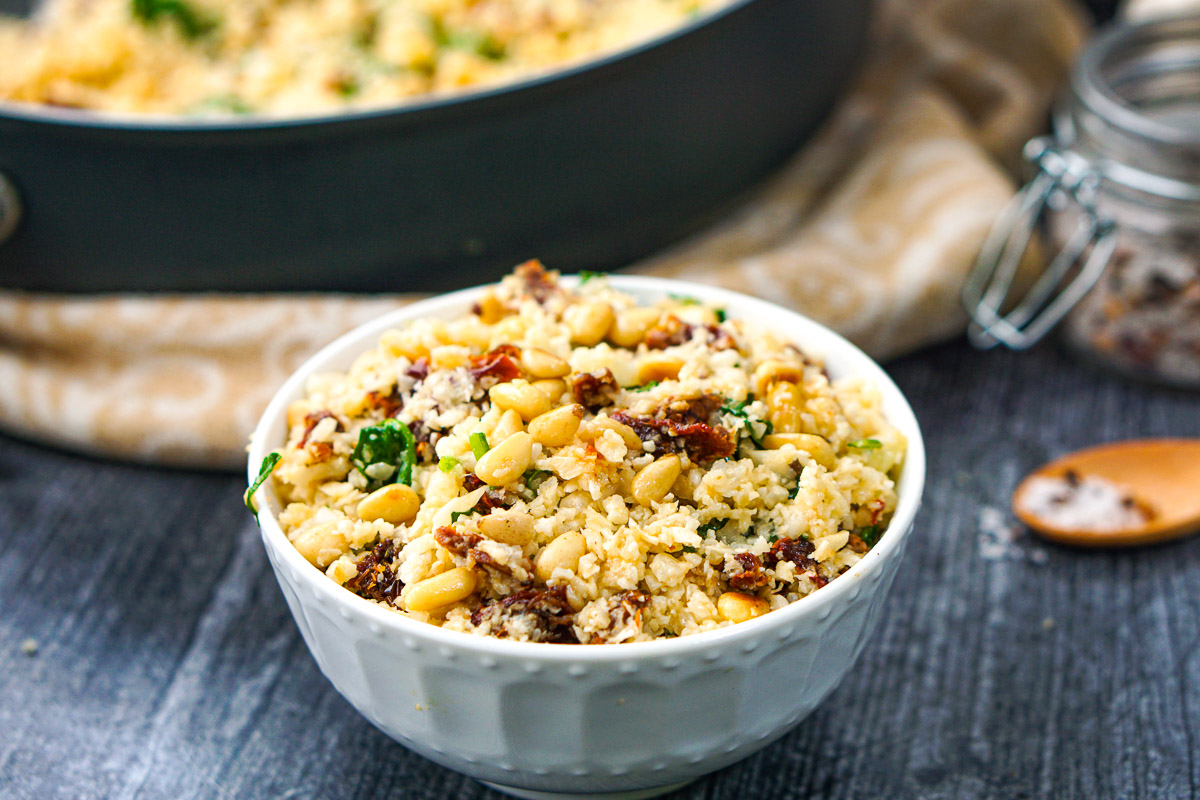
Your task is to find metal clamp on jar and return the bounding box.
[965,14,1200,389]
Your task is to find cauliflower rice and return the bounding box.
[258,262,906,644]
[0,0,726,116]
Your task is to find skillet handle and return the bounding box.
[0,171,22,246]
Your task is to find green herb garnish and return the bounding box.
[334,76,361,98]
[438,456,460,473]
[626,381,659,393]
[669,293,700,306]
[351,419,416,491]
[450,509,471,523]
[193,94,252,115]
[677,545,699,554]
[849,438,883,450]
[132,0,218,40]
[579,270,605,283]
[524,468,553,492]
[244,452,281,513]
[470,432,490,460]
[715,309,727,323]
[859,525,881,546]
[696,518,727,536]
[720,396,772,448]
[428,16,506,60]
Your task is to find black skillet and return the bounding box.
[0,0,871,292]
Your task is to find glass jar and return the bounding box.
[964,14,1200,389]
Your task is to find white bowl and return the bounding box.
[248,276,926,800]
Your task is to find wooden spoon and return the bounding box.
[1013,438,1200,547]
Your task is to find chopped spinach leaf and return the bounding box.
[351,419,416,492]
[193,94,252,115]
[428,16,506,60]
[450,509,472,523]
[669,293,700,306]
[524,468,553,492]
[579,270,606,283]
[132,0,217,40]
[720,395,771,448]
[244,452,281,513]
[715,308,727,323]
[859,525,881,546]
[677,545,699,554]
[438,456,460,473]
[849,438,883,450]
[470,432,490,460]
[626,381,659,393]
[696,518,727,537]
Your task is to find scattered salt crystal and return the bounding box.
[978,505,1049,564]
[1018,473,1149,532]
[978,506,1016,561]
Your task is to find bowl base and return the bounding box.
[479,778,695,800]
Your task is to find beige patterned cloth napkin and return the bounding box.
[0,0,1087,469]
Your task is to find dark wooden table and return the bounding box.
[2,338,1197,800]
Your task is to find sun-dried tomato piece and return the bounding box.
[408,420,440,464]
[514,259,559,304]
[571,369,620,410]
[586,591,649,644]
[406,357,430,382]
[469,346,522,385]
[728,552,769,590]
[643,316,737,351]
[364,389,403,418]
[765,537,815,570]
[345,539,404,604]
[763,537,825,586]
[611,398,735,464]
[298,410,338,446]
[471,585,578,643]
[435,527,483,556]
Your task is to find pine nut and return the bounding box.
[532,378,568,403]
[528,404,585,447]
[534,531,588,582]
[379,329,429,361]
[608,307,661,348]
[767,381,804,433]
[431,345,470,369]
[289,521,346,567]
[636,355,684,385]
[521,348,570,378]
[478,511,536,546]
[752,359,806,397]
[564,301,615,346]
[475,292,507,324]
[405,567,478,612]
[357,483,421,524]
[717,591,770,623]
[632,454,682,505]
[474,431,534,486]
[489,379,553,420]
[762,433,835,470]
[491,409,524,443]
[581,417,643,450]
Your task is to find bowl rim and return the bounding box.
[249,274,926,662]
[0,0,757,132]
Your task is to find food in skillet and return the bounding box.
[251,262,906,643]
[0,0,728,116]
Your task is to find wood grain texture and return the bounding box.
[1,339,1197,800]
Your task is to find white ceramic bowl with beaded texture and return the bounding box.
[248,276,926,800]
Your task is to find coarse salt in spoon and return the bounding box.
[1012,438,1200,547]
